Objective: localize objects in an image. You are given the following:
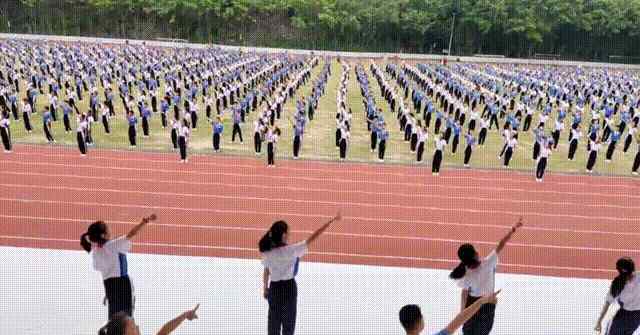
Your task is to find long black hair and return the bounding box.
[610,257,635,298]
[80,221,109,253]
[258,221,288,253]
[449,243,481,280]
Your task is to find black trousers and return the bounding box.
[232,123,243,142]
[432,150,443,173]
[293,136,301,157]
[435,118,441,134]
[161,113,167,128]
[370,131,378,151]
[523,114,532,131]
[425,112,432,128]
[533,142,541,160]
[468,119,476,131]
[191,112,198,129]
[504,147,514,166]
[267,279,297,335]
[142,117,149,136]
[536,157,547,179]
[267,142,275,165]
[213,133,221,151]
[43,123,54,142]
[417,142,425,162]
[102,115,110,134]
[63,114,71,132]
[410,133,418,152]
[254,132,262,153]
[379,140,386,160]
[552,130,560,149]
[128,126,136,146]
[489,114,499,129]
[608,308,640,335]
[478,128,487,145]
[463,296,496,335]
[444,127,452,143]
[0,127,10,151]
[77,132,86,154]
[23,112,32,131]
[339,139,347,159]
[624,135,633,153]
[178,136,187,160]
[568,139,578,160]
[171,129,178,149]
[606,141,617,160]
[464,145,473,165]
[452,135,460,154]
[104,276,134,320]
[587,151,597,171]
[633,151,640,172]
[335,129,341,147]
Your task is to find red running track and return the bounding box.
[1,144,639,280]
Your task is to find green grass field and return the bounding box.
[8,60,639,177]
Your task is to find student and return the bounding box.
[587,138,601,174]
[595,258,640,335]
[98,305,199,335]
[463,130,476,168]
[62,101,73,133]
[80,214,157,319]
[503,134,518,168]
[605,131,621,163]
[254,119,265,155]
[101,104,111,134]
[0,112,11,153]
[127,111,138,147]
[623,124,637,154]
[267,127,281,167]
[416,126,428,163]
[86,112,95,146]
[451,121,461,154]
[232,107,243,143]
[260,212,342,335]
[21,98,33,133]
[178,119,190,163]
[141,105,151,137]
[43,107,55,143]
[212,117,224,153]
[77,113,88,156]
[632,138,640,176]
[536,141,552,182]
[568,124,582,161]
[551,118,564,151]
[399,291,500,335]
[450,217,523,335]
[378,125,389,162]
[478,117,488,146]
[170,114,180,151]
[339,123,350,161]
[432,134,446,176]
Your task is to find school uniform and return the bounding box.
[101,107,111,134]
[552,120,564,150]
[91,236,135,319]
[77,120,88,155]
[232,110,243,142]
[22,103,33,132]
[178,125,190,160]
[293,125,303,159]
[503,138,517,167]
[478,119,488,145]
[267,132,279,166]
[410,122,419,152]
[378,129,389,161]
[416,130,427,162]
[587,141,600,172]
[464,134,476,166]
[568,129,582,160]
[624,127,637,153]
[43,111,55,143]
[605,275,640,335]
[536,147,551,181]
[457,251,499,335]
[170,121,179,149]
[127,115,137,147]
[432,139,446,174]
[451,124,461,154]
[262,241,308,335]
[254,122,264,154]
[0,117,11,152]
[633,143,640,175]
[339,127,350,160]
[606,132,621,162]
[212,122,224,152]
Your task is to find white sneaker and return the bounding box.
[464,164,469,168]
[378,159,384,163]
[606,160,611,163]
[80,154,86,157]
[632,171,639,176]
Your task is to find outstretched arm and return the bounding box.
[126,214,157,240]
[445,290,500,334]
[306,212,342,246]
[496,216,523,254]
[595,301,611,333]
[156,304,199,335]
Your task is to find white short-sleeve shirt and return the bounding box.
[262,241,308,282]
[606,275,640,311]
[457,250,498,297]
[91,236,132,280]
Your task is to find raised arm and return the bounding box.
[496,216,523,254]
[306,212,342,246]
[126,214,157,240]
[445,290,500,334]
[156,304,199,335]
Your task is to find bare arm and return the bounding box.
[460,289,469,313]
[126,214,157,240]
[156,304,199,335]
[595,301,611,333]
[496,216,523,254]
[445,291,500,334]
[263,268,270,299]
[306,212,342,246]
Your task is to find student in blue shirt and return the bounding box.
[632,137,640,176]
[212,116,224,153]
[378,125,389,162]
[232,107,243,143]
[43,106,55,143]
[451,121,462,154]
[463,130,476,167]
[127,110,138,147]
[160,99,169,128]
[141,105,151,137]
[399,291,499,335]
[605,131,621,163]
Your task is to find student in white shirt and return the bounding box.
[0,112,11,153]
[178,119,190,163]
[432,135,447,176]
[259,211,342,335]
[80,214,157,319]
[399,291,500,335]
[536,141,552,182]
[99,304,199,335]
[77,113,88,156]
[449,217,523,335]
[586,139,601,174]
[595,258,640,335]
[503,134,518,168]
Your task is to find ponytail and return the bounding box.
[610,257,635,298]
[450,243,480,280]
[258,221,288,253]
[81,221,108,253]
[80,233,92,253]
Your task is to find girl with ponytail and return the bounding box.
[80,214,157,320]
[595,258,640,335]
[449,216,523,335]
[259,211,342,335]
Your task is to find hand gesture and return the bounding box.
[143,214,157,223]
[184,304,199,321]
[333,211,342,222]
[513,216,523,231]
[263,288,269,300]
[594,323,601,333]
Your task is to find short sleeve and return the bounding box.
[107,236,131,254]
[456,278,471,289]
[290,241,308,258]
[606,292,615,304]
[433,330,449,335]
[485,250,498,269]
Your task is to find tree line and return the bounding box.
[3,0,640,63]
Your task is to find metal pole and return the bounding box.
[447,13,456,58]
